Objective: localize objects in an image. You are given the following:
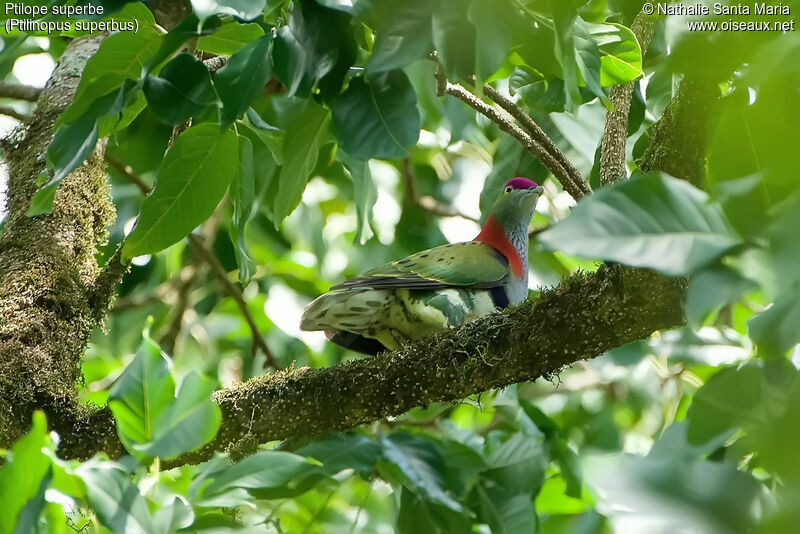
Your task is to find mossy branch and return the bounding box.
[51,264,684,465]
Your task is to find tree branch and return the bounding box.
[188,233,282,370]
[482,84,591,198]
[599,12,660,186]
[0,81,41,102]
[0,105,30,122]
[433,68,589,201]
[53,264,684,464]
[401,158,479,223]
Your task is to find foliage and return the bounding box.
[1,0,799,532]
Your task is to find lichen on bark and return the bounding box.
[0,35,114,447]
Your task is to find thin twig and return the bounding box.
[599,12,660,186]
[433,67,588,201]
[0,81,41,101]
[188,233,282,370]
[0,105,29,122]
[160,265,201,355]
[400,158,479,223]
[482,84,591,198]
[105,153,151,194]
[109,153,281,369]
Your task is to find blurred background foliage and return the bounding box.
[1,0,800,532]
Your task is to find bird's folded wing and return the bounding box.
[331,241,509,290]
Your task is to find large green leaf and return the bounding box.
[108,335,175,452]
[0,412,52,534]
[686,266,757,328]
[585,439,763,532]
[686,365,769,445]
[431,0,476,81]
[191,451,327,503]
[271,101,330,226]
[143,53,217,126]
[467,0,513,79]
[190,0,266,20]
[587,22,643,86]
[380,433,465,513]
[196,21,265,55]
[58,26,161,126]
[76,461,155,534]
[31,82,134,216]
[215,35,272,127]
[549,0,581,109]
[484,433,548,494]
[109,335,221,460]
[538,174,743,276]
[476,484,536,534]
[298,433,381,476]
[123,123,237,258]
[396,486,472,534]
[271,0,354,97]
[330,70,420,160]
[339,154,377,244]
[749,288,800,358]
[366,0,434,73]
[230,134,257,284]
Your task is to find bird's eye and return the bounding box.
[504,186,513,193]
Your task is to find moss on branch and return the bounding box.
[49,265,684,465]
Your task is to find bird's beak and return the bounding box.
[532,186,544,195]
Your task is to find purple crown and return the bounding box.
[504,177,539,190]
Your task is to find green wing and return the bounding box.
[331,242,509,290]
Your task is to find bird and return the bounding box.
[300,177,544,354]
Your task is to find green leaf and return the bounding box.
[272,101,330,227]
[215,35,272,127]
[587,22,643,86]
[585,448,763,532]
[431,0,476,80]
[28,117,98,217]
[538,174,743,276]
[241,107,284,164]
[123,123,237,258]
[366,0,434,73]
[476,484,536,534]
[231,134,257,284]
[143,53,217,126]
[30,82,135,216]
[59,26,161,126]
[108,334,174,453]
[330,71,420,160]
[142,372,221,459]
[192,451,327,502]
[686,266,757,328]
[76,461,155,534]
[749,288,800,358]
[0,412,52,534]
[197,21,265,55]
[190,0,266,20]
[298,433,381,476]
[467,0,513,79]
[549,0,580,109]
[574,19,608,106]
[339,154,377,244]
[272,0,354,97]
[153,496,194,533]
[686,365,769,445]
[109,336,221,460]
[484,433,548,494]
[396,487,471,534]
[380,433,465,513]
